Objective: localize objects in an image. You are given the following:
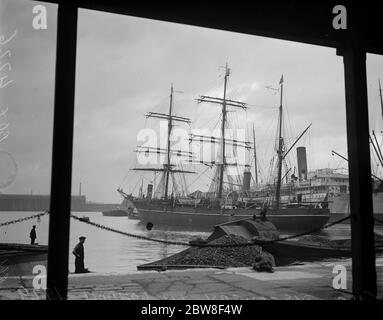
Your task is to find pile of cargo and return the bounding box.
[144,234,274,268]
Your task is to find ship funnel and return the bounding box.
[297,146,308,181]
[147,184,153,199]
[242,171,251,192]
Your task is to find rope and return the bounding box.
[375,217,383,224]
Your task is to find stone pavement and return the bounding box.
[1,258,382,300]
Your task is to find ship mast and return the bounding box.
[275,75,284,209]
[252,124,258,185]
[379,79,383,123]
[132,84,194,200]
[218,64,229,199]
[164,84,174,200]
[368,80,383,181]
[195,63,248,200]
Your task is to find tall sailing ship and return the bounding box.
[129,64,330,232]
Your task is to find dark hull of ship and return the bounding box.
[102,209,140,219]
[0,243,48,276]
[133,200,330,233]
[102,209,129,217]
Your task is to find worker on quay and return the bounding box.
[72,236,88,273]
[260,208,268,221]
[253,250,275,273]
[29,225,37,245]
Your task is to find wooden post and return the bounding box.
[46,3,78,300]
[337,44,377,299]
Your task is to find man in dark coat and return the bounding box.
[72,236,87,273]
[29,225,37,245]
[253,251,275,273]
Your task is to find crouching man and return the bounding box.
[253,250,275,273]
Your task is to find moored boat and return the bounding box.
[207,217,383,265]
[135,198,329,232]
[253,236,383,265]
[102,209,129,217]
[0,243,48,276]
[102,189,138,218]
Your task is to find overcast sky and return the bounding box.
[1,0,383,203]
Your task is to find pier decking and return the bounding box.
[1,258,382,300]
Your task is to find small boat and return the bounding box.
[102,189,139,219]
[209,218,383,265]
[252,235,383,265]
[0,243,48,276]
[102,209,129,217]
[127,207,140,220]
[102,208,140,219]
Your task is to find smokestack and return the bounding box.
[147,184,153,199]
[79,182,82,196]
[242,171,251,192]
[297,147,308,181]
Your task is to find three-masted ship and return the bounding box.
[130,64,330,232]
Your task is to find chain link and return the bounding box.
[0,211,48,227]
[71,214,351,248]
[70,214,191,246]
[0,210,352,248]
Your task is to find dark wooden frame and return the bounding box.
[31,1,380,299]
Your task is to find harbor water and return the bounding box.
[0,211,207,273]
[1,211,383,273]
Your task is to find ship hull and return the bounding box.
[0,243,48,276]
[133,200,330,233]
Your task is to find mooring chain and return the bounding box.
[0,211,353,248]
[71,214,253,247]
[71,214,352,248]
[0,211,48,227]
[70,215,190,246]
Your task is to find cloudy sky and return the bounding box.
[1,0,383,203]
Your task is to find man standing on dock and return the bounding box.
[72,236,88,273]
[29,225,36,245]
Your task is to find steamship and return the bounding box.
[253,79,383,221]
[241,148,383,223]
[128,66,330,232]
